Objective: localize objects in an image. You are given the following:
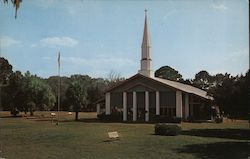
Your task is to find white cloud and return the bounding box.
[32,36,78,48]
[211,3,228,11]
[0,36,21,48]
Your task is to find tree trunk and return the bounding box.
[75,111,79,121]
[30,110,34,116]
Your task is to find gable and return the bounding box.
[107,74,176,93]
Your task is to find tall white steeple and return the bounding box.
[138,9,154,78]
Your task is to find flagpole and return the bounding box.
[57,52,61,125]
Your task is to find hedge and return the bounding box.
[155,123,181,136]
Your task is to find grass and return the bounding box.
[0,111,249,159]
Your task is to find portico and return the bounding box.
[103,73,205,122]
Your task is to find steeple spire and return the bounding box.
[138,9,153,78]
[142,9,151,46]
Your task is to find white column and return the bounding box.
[145,91,149,122]
[133,91,137,121]
[156,91,160,115]
[185,93,189,119]
[105,92,110,115]
[176,91,182,118]
[97,104,100,115]
[123,92,127,121]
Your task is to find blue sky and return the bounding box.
[0,0,249,79]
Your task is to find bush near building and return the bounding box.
[155,123,182,136]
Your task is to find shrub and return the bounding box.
[10,103,19,116]
[155,123,181,136]
[97,112,122,121]
[27,102,36,116]
[97,113,105,119]
[10,108,19,116]
[171,117,182,123]
[214,116,223,123]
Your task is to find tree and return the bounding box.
[214,75,234,116]
[23,72,56,115]
[6,71,25,115]
[155,66,183,81]
[47,74,108,112]
[106,70,124,87]
[0,57,13,111]
[46,76,70,111]
[3,0,22,19]
[66,80,87,121]
[86,78,108,111]
[0,57,13,86]
[213,73,225,86]
[213,70,250,118]
[193,70,212,90]
[2,69,56,115]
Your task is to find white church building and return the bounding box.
[96,11,213,122]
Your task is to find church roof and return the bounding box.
[153,76,213,100]
[106,73,213,100]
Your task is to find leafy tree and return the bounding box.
[193,70,212,90]
[6,71,26,115]
[27,101,35,116]
[212,73,225,86]
[46,76,70,111]
[155,66,183,81]
[0,57,13,111]
[2,70,55,115]
[70,75,92,107]
[0,57,13,86]
[66,80,87,121]
[47,74,107,112]
[214,75,234,115]
[86,78,108,111]
[214,70,250,118]
[207,73,228,95]
[23,72,56,115]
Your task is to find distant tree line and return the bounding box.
[0,57,122,120]
[0,58,249,119]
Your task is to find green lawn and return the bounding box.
[0,111,249,159]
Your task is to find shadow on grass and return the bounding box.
[64,118,154,124]
[176,141,250,159]
[182,129,250,140]
[57,118,110,123]
[0,115,23,118]
[102,139,120,143]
